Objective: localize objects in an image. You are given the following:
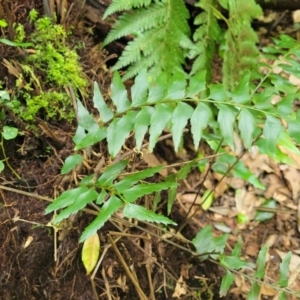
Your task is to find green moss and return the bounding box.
[14,14,87,122]
[21,91,75,121]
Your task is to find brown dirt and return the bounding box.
[1,1,300,300]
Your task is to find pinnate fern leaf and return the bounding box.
[103,0,191,80]
[103,0,152,19]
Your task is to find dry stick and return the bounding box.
[101,267,112,300]
[107,234,148,300]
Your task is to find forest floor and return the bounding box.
[1,1,300,300]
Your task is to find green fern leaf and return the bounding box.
[103,0,152,19]
[191,102,212,149]
[171,102,193,152]
[131,68,148,107]
[107,111,137,157]
[110,72,131,113]
[238,109,256,148]
[149,103,173,152]
[105,0,191,80]
[217,105,236,150]
[53,189,98,224]
[93,82,113,122]
[134,107,154,150]
[123,203,176,225]
[80,196,123,242]
[103,3,167,45]
[115,166,163,192]
[263,115,282,153]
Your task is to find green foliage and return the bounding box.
[46,159,176,242]
[2,15,87,122]
[46,32,300,245]
[192,229,294,298]
[103,0,191,80]
[0,91,19,174]
[103,0,262,87]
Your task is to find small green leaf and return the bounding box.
[97,160,128,186]
[231,238,242,257]
[77,99,99,132]
[167,186,177,215]
[73,126,86,145]
[82,233,100,275]
[0,19,8,27]
[0,38,32,48]
[171,102,194,152]
[220,270,235,297]
[278,292,288,300]
[232,74,250,104]
[277,95,294,117]
[255,199,276,222]
[201,190,214,211]
[134,106,153,150]
[53,189,98,224]
[237,213,249,224]
[123,203,176,225]
[217,105,236,150]
[255,244,268,279]
[45,187,88,213]
[277,251,292,287]
[187,70,206,97]
[177,160,195,180]
[234,161,265,189]
[61,154,83,174]
[149,103,173,152]
[166,72,186,100]
[191,103,212,149]
[238,109,256,148]
[0,90,9,100]
[111,72,130,113]
[80,195,123,242]
[263,115,282,153]
[2,126,18,140]
[115,166,163,192]
[192,225,228,255]
[0,161,4,172]
[220,255,255,269]
[96,190,107,204]
[248,282,261,300]
[131,69,148,107]
[123,182,176,203]
[74,127,107,150]
[147,72,167,103]
[107,111,137,157]
[93,82,113,122]
[210,84,228,102]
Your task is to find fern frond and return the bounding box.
[103,2,167,46]
[103,0,152,19]
[104,0,191,79]
[190,3,222,80]
[222,0,262,89]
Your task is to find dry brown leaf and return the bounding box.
[142,150,168,177]
[280,165,300,200]
[265,234,278,248]
[172,275,187,298]
[180,193,202,205]
[293,10,300,23]
[180,264,190,279]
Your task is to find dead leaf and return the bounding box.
[142,149,167,177]
[81,233,100,275]
[172,275,187,298]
